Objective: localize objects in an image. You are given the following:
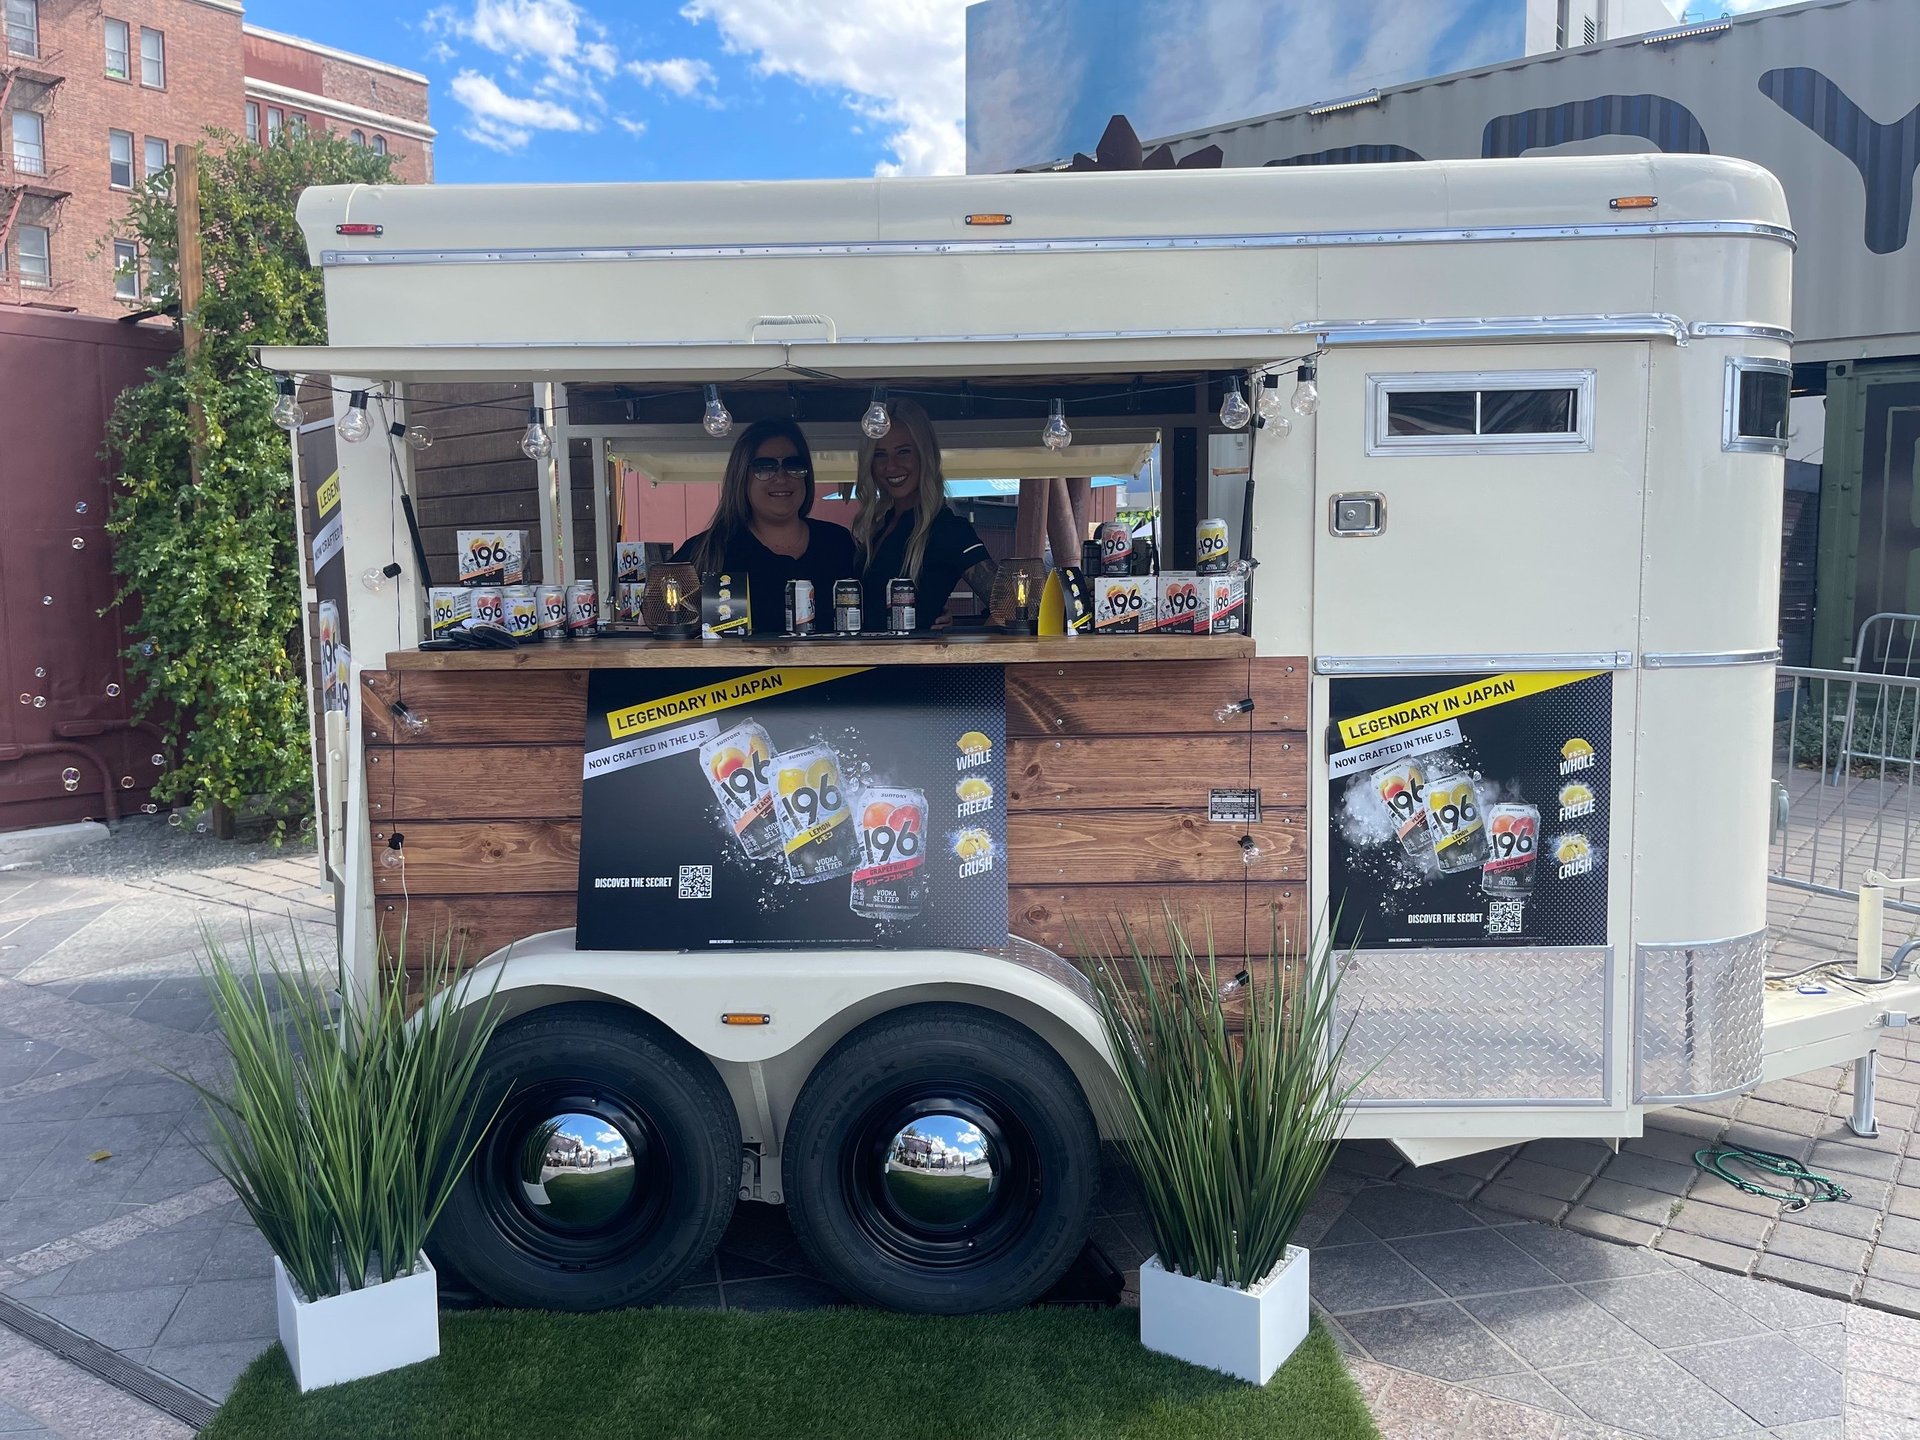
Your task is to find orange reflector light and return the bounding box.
[335,222,384,235]
[1608,196,1657,210]
[720,1013,771,1026]
[964,213,1013,226]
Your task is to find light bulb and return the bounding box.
[1214,697,1255,723]
[405,425,433,452]
[337,390,372,443]
[861,386,892,440]
[270,377,301,430]
[1239,835,1264,866]
[520,407,553,461]
[1291,363,1320,417]
[663,577,681,608]
[1256,375,1288,424]
[1015,573,1029,607]
[703,385,733,438]
[361,567,389,593]
[1219,378,1251,431]
[1041,398,1072,452]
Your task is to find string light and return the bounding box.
[1219,375,1251,431]
[702,385,733,438]
[336,390,371,443]
[520,405,553,461]
[1041,398,1072,451]
[270,375,301,430]
[1291,362,1321,417]
[1256,373,1290,430]
[406,425,433,451]
[861,385,892,440]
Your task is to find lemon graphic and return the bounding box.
[1561,738,1594,762]
[1555,835,1592,865]
[956,776,994,802]
[956,731,992,757]
[1559,782,1593,808]
[953,829,993,860]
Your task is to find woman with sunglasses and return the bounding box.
[852,396,994,631]
[672,419,857,634]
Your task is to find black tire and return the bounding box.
[431,1003,739,1311]
[783,1004,1098,1315]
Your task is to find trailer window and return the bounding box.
[1724,357,1789,455]
[1367,371,1594,455]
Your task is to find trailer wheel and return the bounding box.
[431,1003,738,1311]
[784,1004,1097,1314]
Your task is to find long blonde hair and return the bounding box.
[852,396,945,583]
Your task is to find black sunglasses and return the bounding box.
[748,457,811,478]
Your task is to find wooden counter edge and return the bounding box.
[382,633,1258,670]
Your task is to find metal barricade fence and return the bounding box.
[1774,665,1920,916]
[1835,613,1920,778]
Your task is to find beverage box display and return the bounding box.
[1200,571,1247,634]
[427,586,473,637]
[703,572,751,639]
[1154,572,1202,634]
[458,530,526,587]
[1093,576,1157,635]
[614,542,646,584]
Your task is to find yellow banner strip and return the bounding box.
[607,667,870,739]
[1337,671,1599,749]
[315,471,340,519]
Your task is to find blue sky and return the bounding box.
[239,0,1790,186]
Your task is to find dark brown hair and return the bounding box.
[688,418,816,575]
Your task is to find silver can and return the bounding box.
[565,580,599,639]
[887,578,916,634]
[698,721,782,861]
[1372,759,1432,859]
[771,744,856,883]
[1096,520,1132,575]
[470,586,505,628]
[849,787,928,920]
[1424,772,1489,873]
[536,584,567,641]
[833,579,862,635]
[1196,517,1231,574]
[785,578,816,636]
[1481,803,1541,898]
[502,585,540,640]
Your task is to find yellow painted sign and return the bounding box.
[607,667,869,739]
[1337,671,1599,749]
[315,471,340,519]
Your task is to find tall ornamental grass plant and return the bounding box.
[186,934,504,1302]
[1087,912,1365,1290]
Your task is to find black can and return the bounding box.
[887,577,917,634]
[1080,540,1103,577]
[1131,538,1158,576]
[833,579,863,634]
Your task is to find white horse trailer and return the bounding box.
[259,155,1918,1315]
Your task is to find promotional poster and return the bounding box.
[576,665,1008,952]
[1327,671,1611,951]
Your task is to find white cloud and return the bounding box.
[615,115,648,135]
[627,56,718,99]
[451,69,592,151]
[677,0,971,175]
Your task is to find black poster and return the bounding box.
[576,665,1007,951]
[1327,671,1611,950]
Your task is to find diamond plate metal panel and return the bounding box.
[1634,930,1766,1104]
[1335,947,1609,1103]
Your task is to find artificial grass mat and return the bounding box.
[204,1305,1378,1440]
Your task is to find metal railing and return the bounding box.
[1835,612,1920,777]
[1772,665,1920,916]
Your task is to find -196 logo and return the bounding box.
[778,763,843,832]
[1426,779,1480,837]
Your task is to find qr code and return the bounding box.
[678,865,713,900]
[1486,900,1525,936]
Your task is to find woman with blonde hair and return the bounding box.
[852,396,994,631]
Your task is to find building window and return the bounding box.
[1723,358,1791,455]
[113,240,140,300]
[372,135,387,156]
[9,109,43,176]
[17,224,49,287]
[4,0,37,59]
[1365,371,1596,455]
[266,107,283,142]
[245,102,260,144]
[108,129,135,189]
[104,17,129,78]
[349,129,365,147]
[288,113,307,137]
[144,136,168,187]
[139,27,164,88]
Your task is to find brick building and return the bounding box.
[0,1,431,318]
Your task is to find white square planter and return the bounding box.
[1138,1246,1309,1386]
[274,1253,441,1392]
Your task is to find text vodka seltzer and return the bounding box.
[1481,803,1540,898]
[849,787,928,920]
[772,744,856,883]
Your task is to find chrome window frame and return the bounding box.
[1365,369,1596,457]
[1722,355,1791,455]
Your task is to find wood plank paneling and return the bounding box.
[372,820,580,895]
[378,892,575,967]
[1006,659,1251,737]
[1245,883,1310,946]
[1011,884,1248,959]
[387,672,588,745]
[1249,657,1308,731]
[388,745,583,821]
[1252,734,1307,809]
[1007,808,1305,885]
[1007,736,1248,811]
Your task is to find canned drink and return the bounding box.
[470,586,505,628]
[503,585,540,640]
[1197,518,1231,573]
[698,721,782,861]
[428,586,472,637]
[785,579,816,636]
[1373,760,1432,859]
[1482,803,1541,897]
[1424,772,1489,873]
[1097,521,1132,575]
[566,580,599,639]
[537,584,567,641]
[1080,540,1103,578]
[772,745,856,883]
[887,578,917,634]
[849,786,928,920]
[833,579,862,635]
[1130,537,1158,577]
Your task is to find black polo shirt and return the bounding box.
[859,507,990,631]
[671,520,859,635]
